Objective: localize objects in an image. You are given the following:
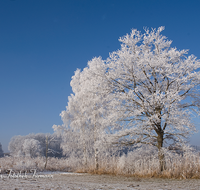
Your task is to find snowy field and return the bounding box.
[1,172,200,190]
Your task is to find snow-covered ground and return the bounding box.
[0,172,200,190]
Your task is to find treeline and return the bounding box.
[8,133,62,158]
[6,130,133,162]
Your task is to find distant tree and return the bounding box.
[8,135,26,157]
[0,142,4,157]
[44,133,62,169]
[23,139,42,157]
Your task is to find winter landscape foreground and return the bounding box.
[0,172,200,190]
[0,153,200,190]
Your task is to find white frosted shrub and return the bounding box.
[117,154,126,172]
[116,145,159,175]
[114,145,200,178]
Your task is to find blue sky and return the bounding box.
[1,0,200,152]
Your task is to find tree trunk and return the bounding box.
[157,131,166,172]
[83,145,87,166]
[44,135,48,169]
[94,147,99,171]
[94,111,99,171]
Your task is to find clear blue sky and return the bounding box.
[1,0,200,152]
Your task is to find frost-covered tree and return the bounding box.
[68,27,200,172]
[0,142,4,157]
[23,139,42,157]
[31,133,62,158]
[101,27,200,171]
[44,133,62,169]
[8,135,26,157]
[57,61,109,170]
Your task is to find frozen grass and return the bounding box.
[0,157,72,173]
[1,148,200,179]
[115,151,200,179]
[81,152,200,179]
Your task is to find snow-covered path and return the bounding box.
[0,172,200,190]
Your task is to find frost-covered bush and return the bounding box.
[117,145,159,175]
[114,144,200,178]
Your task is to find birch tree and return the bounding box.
[59,58,108,170]
[82,27,200,171]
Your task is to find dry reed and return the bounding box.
[0,150,199,179]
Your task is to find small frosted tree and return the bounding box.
[44,133,62,169]
[76,27,200,172]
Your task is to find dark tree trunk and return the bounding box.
[95,148,99,171]
[157,131,166,172]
